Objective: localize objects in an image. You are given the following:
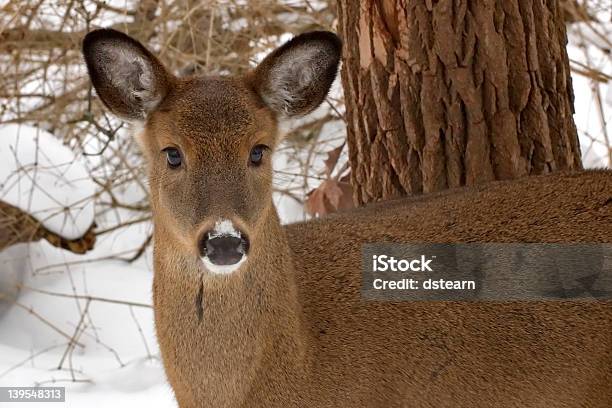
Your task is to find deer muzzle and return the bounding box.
[198,219,250,275]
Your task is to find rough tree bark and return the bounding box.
[337,0,583,205]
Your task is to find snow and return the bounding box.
[0,223,177,407]
[0,244,27,318]
[0,125,96,240]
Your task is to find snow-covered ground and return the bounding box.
[0,219,175,407]
[0,123,166,406]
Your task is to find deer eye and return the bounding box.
[163,147,182,169]
[249,144,268,166]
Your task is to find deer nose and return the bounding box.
[198,220,250,273]
[202,235,249,265]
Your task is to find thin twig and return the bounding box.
[20,285,153,308]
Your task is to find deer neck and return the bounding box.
[153,205,310,405]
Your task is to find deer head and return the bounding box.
[83,29,341,274]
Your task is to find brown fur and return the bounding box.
[82,29,612,407]
[154,169,612,408]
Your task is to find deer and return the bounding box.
[82,28,612,407]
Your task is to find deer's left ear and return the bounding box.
[253,31,341,118]
[82,29,173,122]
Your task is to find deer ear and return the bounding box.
[82,29,173,122]
[253,31,341,118]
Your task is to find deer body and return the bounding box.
[82,29,612,407]
[154,170,612,408]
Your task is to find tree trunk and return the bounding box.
[337,0,582,205]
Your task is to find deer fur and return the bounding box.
[82,28,612,407]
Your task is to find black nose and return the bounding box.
[200,234,249,265]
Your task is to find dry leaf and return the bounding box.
[323,143,345,177]
[305,177,354,217]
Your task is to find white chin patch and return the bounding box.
[201,255,246,275]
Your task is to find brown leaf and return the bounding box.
[335,180,354,211]
[305,178,354,217]
[323,179,344,209]
[305,182,331,216]
[323,143,345,177]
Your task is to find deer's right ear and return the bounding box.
[252,31,341,118]
[82,29,173,122]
